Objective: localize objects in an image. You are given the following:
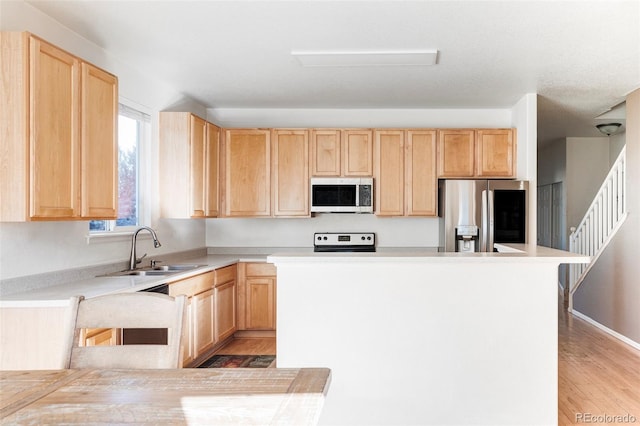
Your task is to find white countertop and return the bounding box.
[0,254,267,307]
[1,245,590,307]
[268,244,591,264]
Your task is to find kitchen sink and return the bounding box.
[122,270,173,276]
[153,264,204,271]
[103,264,206,277]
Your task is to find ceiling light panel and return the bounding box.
[292,50,438,67]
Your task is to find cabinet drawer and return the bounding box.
[214,264,237,286]
[245,262,276,277]
[169,271,214,297]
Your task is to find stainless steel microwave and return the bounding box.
[310,177,373,213]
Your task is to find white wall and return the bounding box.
[206,95,537,248]
[540,136,612,247]
[565,137,610,230]
[511,93,538,245]
[208,108,512,129]
[538,139,566,187]
[207,216,440,248]
[609,131,626,165]
[0,1,207,280]
[574,89,640,345]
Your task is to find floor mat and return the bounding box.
[198,354,276,368]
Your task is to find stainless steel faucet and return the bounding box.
[129,227,162,270]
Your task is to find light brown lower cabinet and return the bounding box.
[82,328,119,347]
[169,270,216,367]
[215,278,237,342]
[237,262,276,331]
[246,277,276,329]
[181,297,194,366]
[192,288,215,359]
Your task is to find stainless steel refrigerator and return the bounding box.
[439,179,529,252]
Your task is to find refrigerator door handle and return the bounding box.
[487,190,495,252]
[481,190,488,252]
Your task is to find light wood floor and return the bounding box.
[215,337,276,356]
[217,307,640,424]
[558,300,640,424]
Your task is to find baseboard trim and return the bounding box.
[233,330,276,339]
[572,310,640,351]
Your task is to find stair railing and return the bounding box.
[568,146,627,310]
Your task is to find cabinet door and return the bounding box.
[190,115,206,218]
[406,130,437,216]
[374,130,404,216]
[342,130,373,176]
[476,129,515,177]
[437,130,475,178]
[30,36,81,219]
[272,130,309,216]
[310,129,341,176]
[81,62,118,219]
[205,122,220,217]
[159,112,216,219]
[246,277,275,330]
[215,280,236,342]
[1,32,29,221]
[224,130,271,216]
[193,288,215,358]
[181,297,194,366]
[169,275,205,367]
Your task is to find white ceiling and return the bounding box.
[25,0,640,147]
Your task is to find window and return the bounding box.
[90,103,150,233]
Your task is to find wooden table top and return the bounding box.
[1,368,331,425]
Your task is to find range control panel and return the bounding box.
[313,232,376,252]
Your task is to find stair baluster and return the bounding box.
[568,146,627,311]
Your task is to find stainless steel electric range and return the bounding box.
[313,232,376,252]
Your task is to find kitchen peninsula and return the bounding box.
[268,244,589,426]
[0,253,271,370]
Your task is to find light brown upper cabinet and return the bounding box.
[223,129,271,217]
[374,130,405,216]
[310,129,373,177]
[476,129,516,177]
[342,130,374,176]
[437,129,476,178]
[405,130,438,216]
[271,129,310,217]
[81,63,118,219]
[310,129,341,176]
[0,32,117,221]
[438,129,516,178]
[160,113,220,218]
[374,130,437,217]
[205,122,220,217]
